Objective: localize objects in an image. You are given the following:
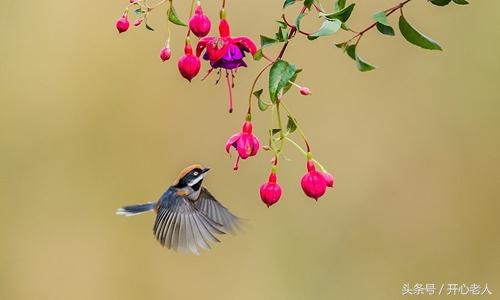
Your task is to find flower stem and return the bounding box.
[247,62,273,114]
[284,137,326,172]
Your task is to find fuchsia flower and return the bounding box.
[189,2,211,38]
[116,14,130,33]
[301,160,328,200]
[225,119,260,170]
[196,15,257,112]
[323,171,335,188]
[178,42,201,81]
[160,47,171,62]
[260,169,282,207]
[300,87,311,96]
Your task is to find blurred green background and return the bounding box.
[1,1,499,299]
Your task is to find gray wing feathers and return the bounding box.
[195,188,241,234]
[153,196,225,254]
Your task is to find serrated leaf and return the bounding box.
[323,3,355,23]
[399,15,442,50]
[430,0,452,6]
[345,45,376,72]
[452,0,469,4]
[269,60,297,103]
[253,89,271,111]
[283,0,296,9]
[260,35,278,48]
[168,6,187,26]
[286,116,297,134]
[304,0,314,9]
[334,0,346,11]
[373,11,390,26]
[309,19,342,38]
[376,22,395,36]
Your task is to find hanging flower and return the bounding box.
[225,118,260,170]
[196,14,257,112]
[301,159,327,201]
[178,41,201,81]
[116,14,130,33]
[260,167,282,207]
[189,2,211,38]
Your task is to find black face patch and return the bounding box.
[176,168,204,189]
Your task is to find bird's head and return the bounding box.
[173,164,210,193]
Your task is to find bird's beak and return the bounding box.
[202,167,210,174]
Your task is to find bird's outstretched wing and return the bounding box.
[153,193,225,254]
[195,187,241,234]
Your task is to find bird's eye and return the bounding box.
[193,171,199,176]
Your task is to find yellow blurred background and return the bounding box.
[1,1,499,299]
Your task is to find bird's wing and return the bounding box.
[195,187,241,234]
[153,193,225,254]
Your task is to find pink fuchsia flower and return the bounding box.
[160,47,171,62]
[225,118,260,170]
[323,171,335,188]
[300,87,311,96]
[189,2,211,38]
[178,41,201,81]
[196,15,257,113]
[301,160,327,200]
[260,168,282,207]
[116,14,130,33]
[134,19,143,27]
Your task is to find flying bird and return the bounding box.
[116,165,240,254]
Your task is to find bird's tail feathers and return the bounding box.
[116,202,155,216]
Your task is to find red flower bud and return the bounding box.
[300,87,311,96]
[301,160,327,200]
[260,171,282,207]
[178,43,201,81]
[189,2,211,38]
[323,172,335,188]
[134,19,143,26]
[160,47,171,62]
[116,15,130,34]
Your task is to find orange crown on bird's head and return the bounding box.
[172,164,204,186]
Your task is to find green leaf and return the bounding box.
[276,20,288,29]
[253,49,264,61]
[452,0,469,4]
[430,0,452,6]
[323,3,355,23]
[373,11,390,26]
[271,129,281,136]
[168,6,187,26]
[134,8,143,15]
[334,0,346,11]
[304,0,314,9]
[309,19,342,37]
[345,45,376,72]
[145,23,155,31]
[398,15,442,50]
[276,27,288,42]
[335,42,348,49]
[260,35,278,48]
[283,0,296,9]
[286,116,297,134]
[376,22,395,36]
[269,60,297,103]
[295,12,307,30]
[253,89,271,111]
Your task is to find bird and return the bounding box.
[116,164,241,254]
